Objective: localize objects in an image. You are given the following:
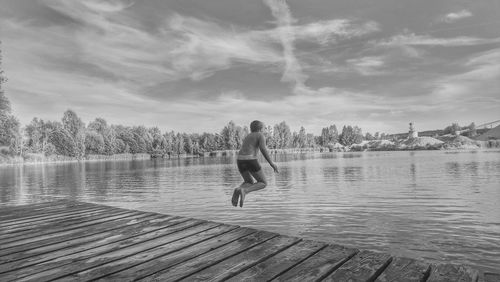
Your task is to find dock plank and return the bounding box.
[0,203,105,224]
[15,221,219,282]
[99,227,257,282]
[227,240,326,282]
[183,235,302,281]
[62,224,240,281]
[0,216,192,278]
[375,257,431,282]
[272,245,358,282]
[141,230,277,282]
[427,264,479,282]
[0,211,143,251]
[323,250,392,282]
[0,214,164,264]
[0,200,86,215]
[0,201,97,221]
[0,210,139,245]
[0,207,118,234]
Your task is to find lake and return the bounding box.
[1,150,499,273]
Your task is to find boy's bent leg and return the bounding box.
[232,171,253,207]
[240,170,267,207]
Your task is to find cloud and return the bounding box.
[430,48,500,102]
[373,32,500,59]
[346,56,385,76]
[80,0,134,13]
[293,19,379,45]
[379,33,500,47]
[439,9,473,23]
[263,0,310,95]
[166,14,283,81]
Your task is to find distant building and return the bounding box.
[409,122,418,138]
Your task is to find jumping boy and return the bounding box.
[232,120,279,207]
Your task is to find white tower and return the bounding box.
[409,122,418,138]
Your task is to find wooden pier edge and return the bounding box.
[0,200,497,282]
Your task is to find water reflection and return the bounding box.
[344,167,363,182]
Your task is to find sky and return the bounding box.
[1,0,499,134]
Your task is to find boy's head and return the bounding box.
[250,120,264,132]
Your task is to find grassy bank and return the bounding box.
[0,153,151,166]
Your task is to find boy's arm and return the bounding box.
[259,134,278,173]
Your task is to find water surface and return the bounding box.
[1,150,499,272]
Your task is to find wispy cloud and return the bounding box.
[80,0,134,13]
[373,32,500,59]
[263,0,310,95]
[379,33,500,47]
[346,56,385,76]
[430,48,500,102]
[166,14,282,81]
[292,19,379,45]
[438,9,473,23]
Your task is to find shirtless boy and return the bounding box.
[232,120,279,207]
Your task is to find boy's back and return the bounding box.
[238,132,263,157]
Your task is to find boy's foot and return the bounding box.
[239,188,246,208]
[231,188,240,207]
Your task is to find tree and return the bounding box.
[0,114,19,147]
[0,41,21,152]
[89,118,117,155]
[306,133,315,147]
[62,110,84,138]
[273,121,292,149]
[443,123,461,135]
[365,132,374,141]
[131,126,152,153]
[235,125,246,149]
[24,118,59,154]
[149,127,164,155]
[200,132,216,152]
[339,125,357,146]
[353,126,363,144]
[114,138,127,154]
[183,134,193,154]
[221,121,238,150]
[85,131,105,154]
[263,125,275,149]
[115,126,138,153]
[88,118,107,133]
[161,131,173,155]
[174,133,185,155]
[468,122,477,137]
[49,127,77,157]
[0,41,10,114]
[297,126,307,148]
[320,124,339,146]
[62,110,85,157]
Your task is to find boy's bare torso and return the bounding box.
[238,132,262,159]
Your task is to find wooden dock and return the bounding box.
[0,200,498,282]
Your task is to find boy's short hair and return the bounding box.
[250,120,264,132]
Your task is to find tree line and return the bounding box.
[1,108,379,158]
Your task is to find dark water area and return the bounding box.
[1,150,500,272]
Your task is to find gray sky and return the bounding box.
[1,0,499,134]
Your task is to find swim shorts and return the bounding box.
[237,159,262,173]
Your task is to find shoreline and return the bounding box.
[1,146,496,167]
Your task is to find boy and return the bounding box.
[232,120,279,207]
